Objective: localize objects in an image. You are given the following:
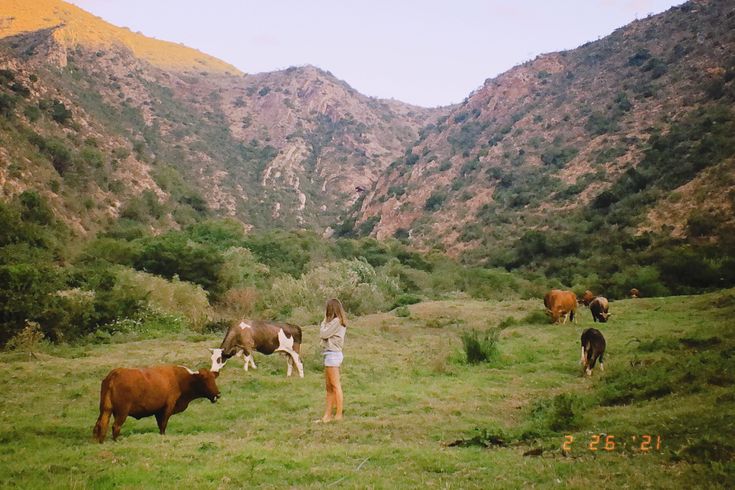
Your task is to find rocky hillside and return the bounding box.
[356,0,735,261]
[0,0,443,234]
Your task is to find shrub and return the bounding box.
[460,329,499,364]
[135,233,226,298]
[529,394,582,432]
[394,306,411,318]
[113,268,212,331]
[218,287,259,319]
[424,191,447,212]
[263,259,400,322]
[5,321,45,355]
[392,293,421,309]
[0,93,16,117]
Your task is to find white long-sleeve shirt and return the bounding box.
[319,317,346,353]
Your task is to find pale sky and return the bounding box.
[69,0,684,107]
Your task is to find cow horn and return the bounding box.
[208,348,215,353]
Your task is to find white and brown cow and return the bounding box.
[209,320,304,378]
[589,296,611,323]
[580,328,606,376]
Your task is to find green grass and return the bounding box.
[1,291,734,488]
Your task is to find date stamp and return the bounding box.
[562,434,663,452]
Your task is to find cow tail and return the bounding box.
[93,374,114,443]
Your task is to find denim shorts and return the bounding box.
[323,351,344,367]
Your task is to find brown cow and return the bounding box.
[590,296,611,323]
[579,290,595,306]
[580,328,606,376]
[93,365,220,443]
[630,288,640,298]
[209,320,304,377]
[544,289,577,324]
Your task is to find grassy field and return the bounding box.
[1,290,734,489]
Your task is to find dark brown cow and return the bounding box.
[579,290,595,306]
[590,296,611,323]
[210,320,303,377]
[580,328,606,376]
[630,288,640,298]
[93,365,220,443]
[544,289,577,324]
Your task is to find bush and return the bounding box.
[0,93,16,117]
[394,306,411,317]
[263,259,400,323]
[460,329,499,364]
[424,191,447,212]
[392,293,422,309]
[135,232,226,298]
[114,268,212,331]
[528,394,582,432]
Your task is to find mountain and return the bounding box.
[0,0,444,235]
[354,0,735,268]
[2,0,734,294]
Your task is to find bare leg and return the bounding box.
[322,368,335,422]
[331,367,343,421]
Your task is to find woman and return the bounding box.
[319,298,347,422]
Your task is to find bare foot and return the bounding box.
[333,415,343,421]
[315,416,332,424]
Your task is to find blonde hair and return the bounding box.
[324,298,347,327]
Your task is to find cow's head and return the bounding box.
[579,290,595,306]
[209,348,228,372]
[598,312,612,322]
[196,368,221,403]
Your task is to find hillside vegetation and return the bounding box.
[0,0,442,233]
[355,0,735,295]
[0,291,733,488]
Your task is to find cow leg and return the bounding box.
[155,409,172,435]
[244,353,256,370]
[93,409,111,443]
[580,346,586,365]
[111,407,129,441]
[279,349,302,377]
[274,331,304,378]
[286,343,302,377]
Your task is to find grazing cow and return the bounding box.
[590,296,611,323]
[209,320,304,378]
[93,365,220,443]
[580,328,606,376]
[544,289,577,324]
[579,290,595,306]
[630,288,640,298]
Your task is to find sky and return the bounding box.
[69,0,684,108]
